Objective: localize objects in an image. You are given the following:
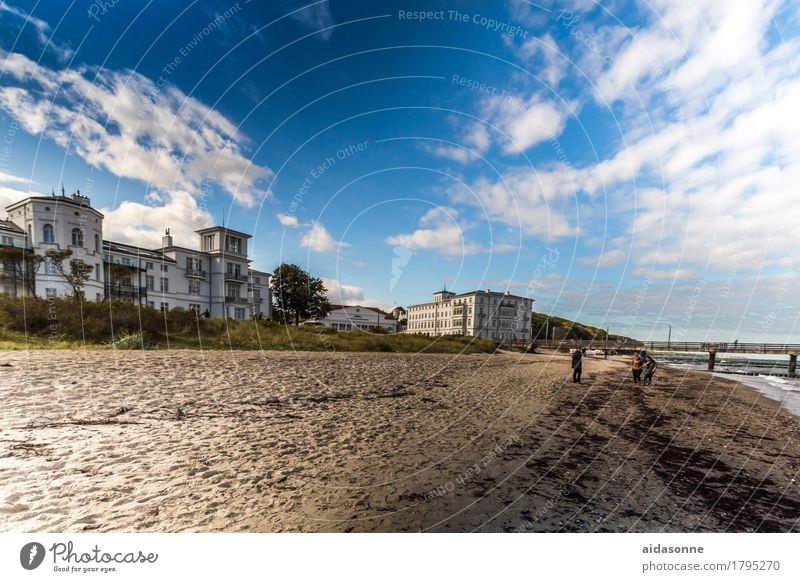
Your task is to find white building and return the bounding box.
[311,304,397,332]
[390,306,407,321]
[406,289,533,340]
[1,191,271,320]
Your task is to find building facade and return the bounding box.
[1,192,271,320]
[310,304,397,332]
[406,289,533,340]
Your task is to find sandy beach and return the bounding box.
[0,349,798,533]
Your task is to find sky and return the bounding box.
[1,0,799,342]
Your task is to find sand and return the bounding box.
[0,349,798,532]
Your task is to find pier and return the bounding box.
[522,339,799,376]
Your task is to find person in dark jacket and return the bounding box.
[643,356,657,385]
[571,348,585,383]
[632,352,644,383]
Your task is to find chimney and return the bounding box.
[162,228,173,247]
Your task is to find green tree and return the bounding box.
[45,249,94,299]
[270,263,330,325]
[0,246,43,297]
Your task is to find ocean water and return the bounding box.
[655,352,800,418]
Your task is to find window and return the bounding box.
[234,307,246,320]
[145,261,153,270]
[147,301,155,308]
[225,236,241,254]
[146,275,154,290]
[43,224,55,243]
[203,234,214,251]
[44,257,57,274]
[254,276,261,284]
[160,264,168,272]
[225,282,240,298]
[188,303,202,312]
[160,277,168,292]
[253,289,261,299]
[94,233,100,251]
[71,228,83,247]
[1,235,13,245]
[45,288,57,298]
[160,302,169,312]
[96,264,101,281]
[186,257,202,272]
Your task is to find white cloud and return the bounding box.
[100,190,214,249]
[289,2,335,40]
[385,207,485,257]
[0,3,73,61]
[301,222,348,253]
[512,33,568,87]
[0,50,272,208]
[463,0,800,279]
[277,213,300,228]
[322,277,364,304]
[0,170,31,185]
[0,171,41,209]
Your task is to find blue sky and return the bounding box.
[2,0,799,341]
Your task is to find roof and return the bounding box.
[5,195,105,217]
[195,226,253,239]
[103,240,176,263]
[407,289,534,308]
[329,304,385,315]
[0,220,25,234]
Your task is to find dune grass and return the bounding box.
[0,296,496,354]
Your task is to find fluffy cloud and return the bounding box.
[301,222,348,253]
[0,50,272,208]
[469,0,800,280]
[385,207,483,257]
[100,190,214,249]
[322,277,364,304]
[277,213,300,228]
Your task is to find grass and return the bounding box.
[0,296,497,354]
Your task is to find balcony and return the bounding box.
[225,295,248,303]
[105,284,148,299]
[224,272,249,282]
[185,269,207,279]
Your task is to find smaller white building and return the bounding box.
[312,305,397,332]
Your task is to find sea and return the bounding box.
[653,352,800,418]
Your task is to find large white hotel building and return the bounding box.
[406,289,533,341]
[0,191,270,320]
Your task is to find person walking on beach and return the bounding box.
[643,356,657,386]
[632,352,644,384]
[571,348,585,383]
